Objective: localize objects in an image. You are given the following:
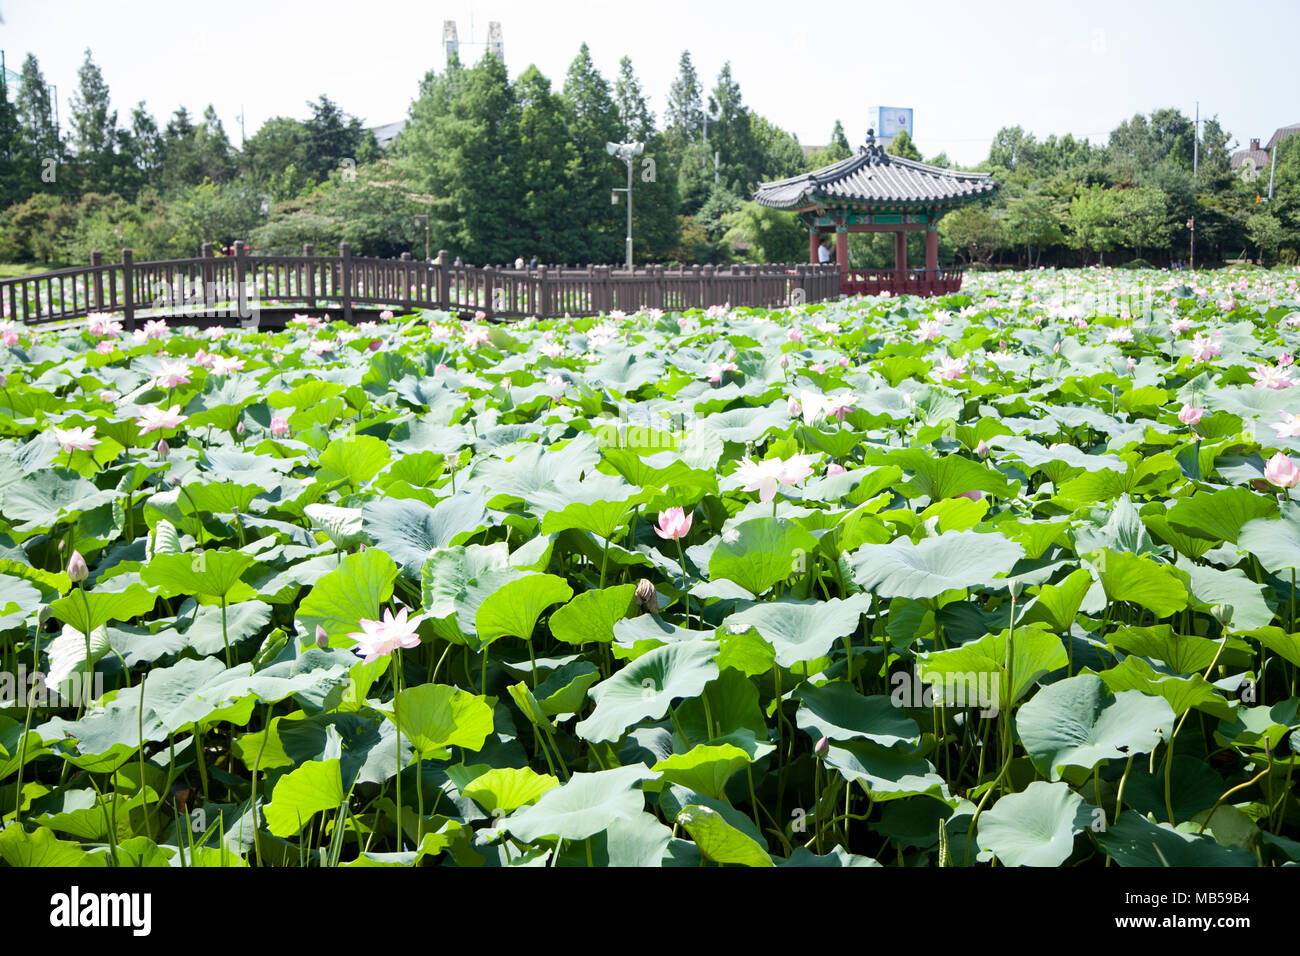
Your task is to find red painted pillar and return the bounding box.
[836,229,848,278]
[925,227,939,287]
[894,231,907,292]
[809,230,819,265]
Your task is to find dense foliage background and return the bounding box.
[1,46,1297,270]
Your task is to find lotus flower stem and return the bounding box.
[675,539,689,628]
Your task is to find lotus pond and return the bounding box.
[1,266,1299,867]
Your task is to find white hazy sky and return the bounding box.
[2,0,1297,167]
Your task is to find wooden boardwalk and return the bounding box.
[0,244,844,329]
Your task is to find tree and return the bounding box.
[939,205,1005,265]
[988,126,1038,172]
[126,104,163,191]
[1116,186,1171,258]
[665,51,703,149]
[721,201,805,262]
[302,95,372,184]
[1004,192,1064,266]
[561,43,622,261]
[1245,210,1284,263]
[886,128,922,162]
[806,120,852,168]
[242,115,312,200]
[614,57,654,142]
[69,49,120,195]
[1065,184,1120,263]
[515,65,579,260]
[705,62,761,193]
[14,54,63,194]
[750,115,806,180]
[0,73,24,210]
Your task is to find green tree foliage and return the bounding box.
[721,201,806,262]
[1066,184,1120,263]
[886,128,922,162]
[665,51,703,150]
[940,205,1006,265]
[68,49,123,195]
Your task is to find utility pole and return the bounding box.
[1268,141,1277,201]
[1193,101,1198,177]
[1188,217,1195,272]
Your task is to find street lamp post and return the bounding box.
[606,141,643,269]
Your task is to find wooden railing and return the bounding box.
[0,242,843,329]
[840,268,965,297]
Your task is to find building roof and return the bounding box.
[1231,147,1270,170]
[755,139,996,209]
[1265,123,1300,153]
[370,120,407,149]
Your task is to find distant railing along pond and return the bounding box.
[0,243,845,329]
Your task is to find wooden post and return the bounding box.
[836,228,849,282]
[199,242,214,311]
[537,265,550,317]
[90,251,104,313]
[702,264,715,308]
[437,249,449,311]
[925,226,939,282]
[303,243,316,309]
[232,241,248,323]
[121,248,135,332]
[894,231,907,279]
[339,242,353,324]
[483,265,496,320]
[400,252,412,311]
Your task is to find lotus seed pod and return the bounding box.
[634,578,659,614]
[67,550,89,583]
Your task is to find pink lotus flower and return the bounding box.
[210,355,245,375]
[434,363,450,373]
[837,355,851,368]
[786,328,803,343]
[308,338,335,355]
[474,310,486,321]
[141,319,169,340]
[155,358,191,389]
[1189,334,1220,362]
[1169,318,1193,334]
[734,454,817,504]
[1105,328,1133,343]
[954,489,985,501]
[1177,404,1204,426]
[1074,317,1088,330]
[1280,352,1294,367]
[540,342,563,359]
[270,416,291,437]
[135,404,187,433]
[654,507,693,541]
[809,362,827,373]
[826,463,846,476]
[96,340,116,354]
[916,319,945,342]
[380,310,394,321]
[706,361,738,383]
[349,606,426,663]
[935,355,968,380]
[428,323,451,341]
[53,424,99,453]
[98,389,119,402]
[1250,364,1295,390]
[1270,412,1300,439]
[192,348,217,369]
[1,329,19,346]
[1126,357,1136,372]
[1263,452,1300,489]
[463,326,491,348]
[1218,297,1237,312]
[86,313,123,336]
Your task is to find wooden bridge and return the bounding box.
[0,243,845,330]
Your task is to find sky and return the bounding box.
[2,0,1298,167]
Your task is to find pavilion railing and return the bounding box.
[0,243,844,329]
[840,268,964,297]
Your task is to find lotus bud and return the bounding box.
[814,735,829,758]
[67,550,89,583]
[236,420,245,436]
[1007,578,1024,599]
[315,624,329,649]
[1210,604,1234,628]
[157,438,169,459]
[634,578,659,614]
[975,439,990,460]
